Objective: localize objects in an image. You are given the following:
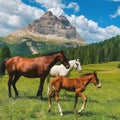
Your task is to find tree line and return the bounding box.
[66,35,120,64]
[0,46,11,62]
[0,35,120,65]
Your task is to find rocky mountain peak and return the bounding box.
[27,11,86,42]
[42,11,53,17]
[8,11,87,44]
[58,15,71,26]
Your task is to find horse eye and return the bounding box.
[76,63,78,66]
[75,63,78,67]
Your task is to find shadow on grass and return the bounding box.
[78,111,99,117]
[8,95,50,102]
[26,95,49,101]
[106,115,118,120]
[63,110,74,115]
[88,99,99,103]
[63,110,100,117]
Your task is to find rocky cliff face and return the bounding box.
[8,11,87,44]
[27,11,85,42]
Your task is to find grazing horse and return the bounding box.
[48,71,101,115]
[0,51,70,100]
[47,59,82,94]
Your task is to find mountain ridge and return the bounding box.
[8,11,87,44]
[0,11,88,56]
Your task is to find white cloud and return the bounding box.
[48,8,65,17]
[35,0,64,9]
[110,6,120,18]
[0,0,120,43]
[0,0,44,36]
[35,0,79,12]
[67,14,120,42]
[66,2,80,12]
[111,0,120,1]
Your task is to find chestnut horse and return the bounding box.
[47,59,82,94]
[0,51,70,100]
[48,71,101,115]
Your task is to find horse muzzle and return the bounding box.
[65,64,70,69]
[96,83,102,88]
[78,69,82,73]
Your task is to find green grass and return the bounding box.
[0,61,120,120]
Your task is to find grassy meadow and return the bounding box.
[0,61,120,120]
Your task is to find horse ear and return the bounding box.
[77,59,79,61]
[61,50,63,53]
[94,71,97,75]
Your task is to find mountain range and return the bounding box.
[0,11,87,56]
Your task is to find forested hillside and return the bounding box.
[66,35,120,64]
[0,36,120,65]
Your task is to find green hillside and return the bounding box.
[66,35,120,64]
[0,35,120,63]
[0,36,79,57]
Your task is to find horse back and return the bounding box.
[5,56,20,73]
[51,76,77,91]
[5,56,37,74]
[51,76,87,92]
[5,56,49,77]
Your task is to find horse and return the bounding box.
[48,71,101,116]
[0,51,70,100]
[49,59,82,77]
[47,59,82,94]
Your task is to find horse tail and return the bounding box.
[48,76,62,96]
[47,82,54,95]
[47,80,56,98]
[0,58,9,77]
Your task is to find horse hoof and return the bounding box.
[37,96,43,100]
[15,95,19,99]
[73,109,77,114]
[77,111,82,114]
[48,109,51,113]
[60,113,63,116]
[9,95,12,98]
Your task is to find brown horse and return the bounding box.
[48,71,101,115]
[1,51,70,100]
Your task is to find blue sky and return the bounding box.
[0,0,120,43]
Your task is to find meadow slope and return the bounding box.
[0,61,120,120]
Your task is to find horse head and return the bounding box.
[91,71,101,88]
[58,50,70,69]
[73,59,82,72]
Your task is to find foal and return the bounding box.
[48,71,101,115]
[47,59,82,94]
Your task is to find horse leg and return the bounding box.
[36,77,45,100]
[47,75,51,95]
[48,90,54,113]
[8,74,14,97]
[55,91,63,116]
[77,92,87,114]
[48,94,52,113]
[73,94,78,113]
[48,84,56,113]
[12,74,21,98]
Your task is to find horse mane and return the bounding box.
[42,51,63,56]
[81,73,93,76]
